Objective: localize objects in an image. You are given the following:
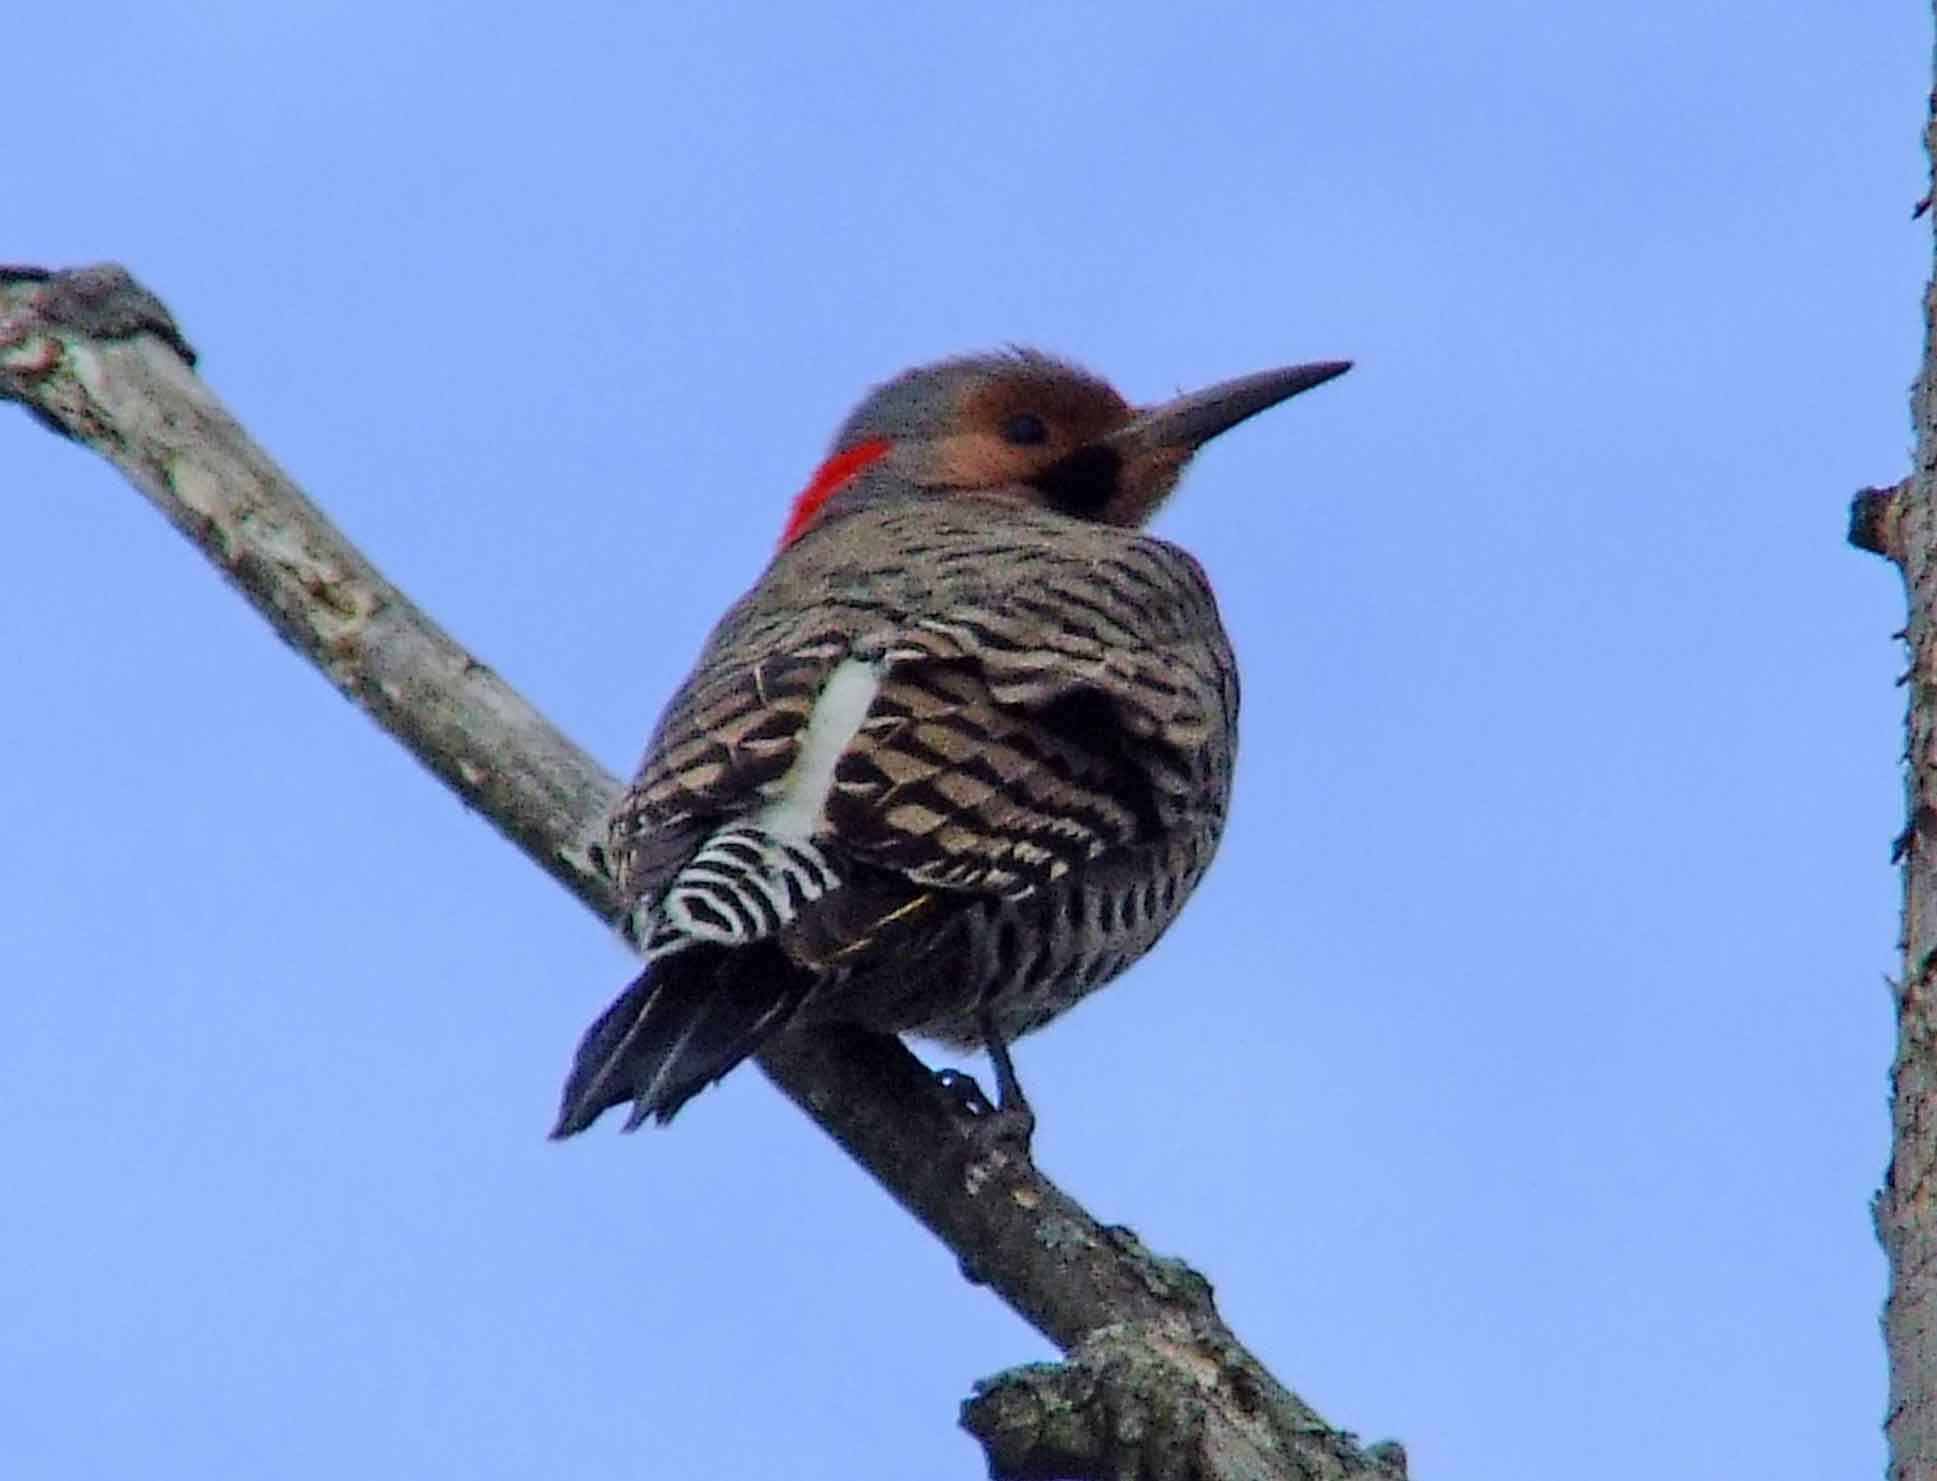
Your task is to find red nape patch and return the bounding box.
[778,438,892,548]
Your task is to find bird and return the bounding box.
[551,348,1349,1137]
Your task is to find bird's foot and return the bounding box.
[934,1066,999,1119]
[932,1066,1036,1155]
[929,1012,1037,1154]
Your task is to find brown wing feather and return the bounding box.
[607,501,1236,920]
[823,659,1143,895]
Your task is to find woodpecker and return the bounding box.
[552,349,1349,1136]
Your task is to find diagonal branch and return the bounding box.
[1,263,1402,1481]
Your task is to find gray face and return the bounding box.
[831,350,1118,454]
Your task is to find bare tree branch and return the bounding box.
[1,263,1404,1481]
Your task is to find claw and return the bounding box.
[934,1067,998,1119]
[929,1012,1038,1157]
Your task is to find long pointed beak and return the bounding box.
[1104,359,1352,456]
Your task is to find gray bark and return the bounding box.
[0,263,1405,1481]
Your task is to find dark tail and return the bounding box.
[550,945,809,1137]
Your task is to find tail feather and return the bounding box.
[550,946,810,1137]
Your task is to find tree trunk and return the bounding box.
[1847,14,1937,1475]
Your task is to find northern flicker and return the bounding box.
[552,350,1349,1137]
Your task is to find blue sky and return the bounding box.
[1,4,1918,1477]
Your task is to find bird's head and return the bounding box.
[776,350,1351,547]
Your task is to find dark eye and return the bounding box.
[1001,412,1049,446]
